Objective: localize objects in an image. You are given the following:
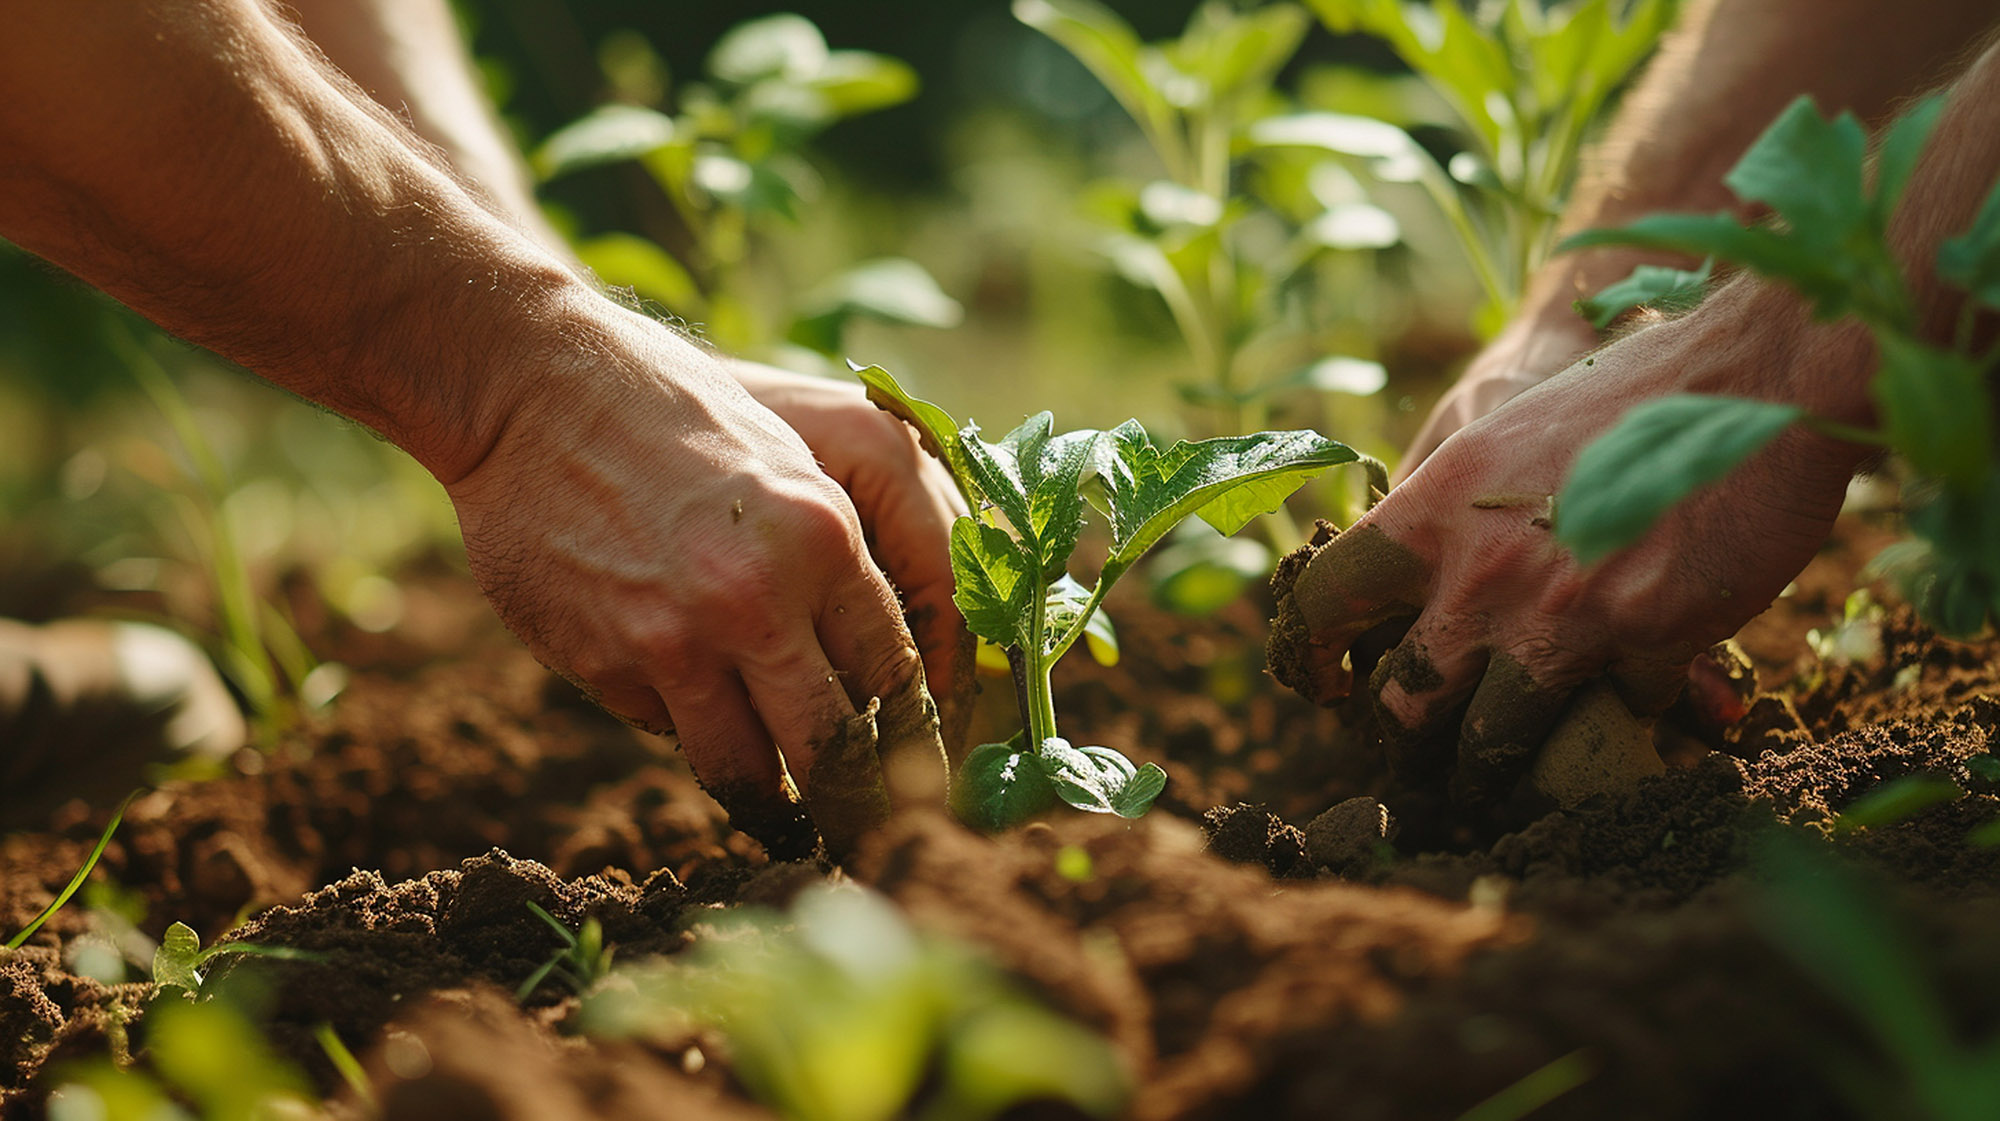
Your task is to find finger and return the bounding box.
[816,566,948,815]
[657,673,814,858]
[589,680,675,736]
[1367,615,1489,783]
[1453,644,1591,808]
[1271,522,1430,703]
[865,458,971,743]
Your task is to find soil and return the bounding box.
[4,509,2000,1120]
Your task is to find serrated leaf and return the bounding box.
[1109,763,1168,818]
[154,921,204,991]
[854,364,982,509]
[1575,259,1714,329]
[534,105,678,180]
[961,416,1100,577]
[1095,422,1356,585]
[1833,775,1965,832]
[950,518,1036,648]
[1556,395,1802,565]
[1873,336,1993,489]
[953,743,1059,831]
[1724,98,1869,252]
[1938,177,2000,310]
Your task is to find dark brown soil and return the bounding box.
[5,510,2000,1120]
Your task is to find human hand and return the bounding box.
[442,310,945,856]
[725,360,974,747]
[1396,309,1601,484]
[1271,293,1869,813]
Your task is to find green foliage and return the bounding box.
[1833,775,1967,833]
[580,885,1128,1121]
[48,999,314,1121]
[535,14,949,359]
[516,900,615,1001]
[152,921,322,995]
[1555,395,1801,565]
[1306,0,1679,321]
[5,791,136,951]
[1573,258,1712,328]
[1559,95,2000,632]
[860,363,1356,828]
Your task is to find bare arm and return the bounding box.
[1403,0,2000,475]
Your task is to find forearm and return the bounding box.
[276,0,572,257]
[0,0,614,482]
[1528,0,1999,326]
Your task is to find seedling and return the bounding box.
[516,900,614,1000]
[1555,95,2000,635]
[152,921,322,995]
[48,996,315,1121]
[580,884,1128,1121]
[858,364,1362,829]
[5,790,136,951]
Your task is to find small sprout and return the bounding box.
[7,791,138,951]
[516,900,614,1000]
[315,1022,376,1109]
[152,921,323,995]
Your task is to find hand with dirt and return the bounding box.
[726,360,974,744]
[1271,281,1875,811]
[442,311,947,855]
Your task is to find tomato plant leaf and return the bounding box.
[1562,215,1850,313]
[1575,259,1713,329]
[952,742,1060,834]
[1109,763,1168,818]
[1938,177,2000,311]
[1556,395,1803,565]
[855,364,983,509]
[534,105,678,180]
[961,415,1100,577]
[1723,98,1869,254]
[1874,94,1947,225]
[1095,422,1356,583]
[1872,337,1993,489]
[950,518,1036,648]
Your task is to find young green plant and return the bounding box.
[858,364,1361,830]
[516,900,615,1001]
[1554,95,2000,635]
[4,790,137,951]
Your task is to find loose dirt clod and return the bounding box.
[1304,796,1396,873]
[806,671,947,859]
[1526,683,1665,809]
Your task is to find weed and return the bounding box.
[516,900,615,1001]
[860,364,1364,828]
[5,790,137,951]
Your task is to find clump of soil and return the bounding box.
[5,512,2000,1121]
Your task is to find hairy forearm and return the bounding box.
[1529,0,2000,324]
[0,0,601,482]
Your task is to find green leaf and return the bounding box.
[708,14,829,85]
[1561,214,1851,315]
[809,51,920,118]
[1014,0,1173,149]
[802,258,963,330]
[1167,3,1310,105]
[1938,177,2000,310]
[950,518,1036,648]
[1575,259,1714,329]
[1556,395,1803,565]
[1723,97,1869,253]
[1044,573,1113,658]
[1109,763,1168,818]
[154,922,205,991]
[854,364,982,509]
[1872,336,1993,489]
[961,416,1100,577]
[1833,775,1966,832]
[575,234,703,314]
[952,742,1059,831]
[1095,422,1356,586]
[1246,111,1421,162]
[1873,94,1947,224]
[1040,738,1122,814]
[534,105,678,180]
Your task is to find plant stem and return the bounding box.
[1022,580,1059,745]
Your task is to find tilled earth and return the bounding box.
[3,512,1998,1121]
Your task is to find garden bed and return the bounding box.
[4,508,1999,1121]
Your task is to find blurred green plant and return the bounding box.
[516,900,615,1001]
[1303,0,1678,331]
[581,884,1129,1121]
[535,14,961,360]
[47,998,316,1121]
[1557,95,2000,636]
[151,920,323,997]
[4,791,136,951]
